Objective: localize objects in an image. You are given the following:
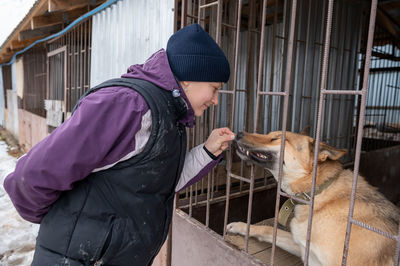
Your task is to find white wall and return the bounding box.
[90,0,175,86]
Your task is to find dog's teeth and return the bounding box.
[255,152,267,159]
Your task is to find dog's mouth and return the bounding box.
[235,142,273,163]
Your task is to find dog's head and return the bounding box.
[234,130,347,193]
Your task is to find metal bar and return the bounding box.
[46,47,50,99]
[271,0,297,264]
[211,167,215,199]
[47,46,67,57]
[290,0,302,131]
[199,1,218,9]
[266,0,279,133]
[239,161,244,192]
[87,18,91,88]
[218,89,234,94]
[179,183,277,210]
[223,150,232,239]
[258,91,287,96]
[381,41,392,132]
[215,0,222,44]
[350,218,397,241]
[224,0,242,239]
[307,0,325,130]
[79,23,83,111]
[333,0,348,148]
[244,172,255,252]
[189,184,193,217]
[230,173,251,183]
[229,0,242,129]
[278,191,311,205]
[181,0,187,28]
[348,7,363,158]
[83,21,87,96]
[197,0,203,25]
[244,0,256,132]
[304,0,335,264]
[342,0,378,264]
[322,90,363,95]
[254,0,268,132]
[221,22,237,30]
[63,45,67,112]
[206,173,211,227]
[298,0,312,131]
[195,182,198,206]
[186,13,206,20]
[344,2,360,152]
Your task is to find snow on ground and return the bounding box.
[0,141,38,266]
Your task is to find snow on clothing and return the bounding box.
[4,49,221,264]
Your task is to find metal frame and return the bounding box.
[47,46,67,113]
[175,0,399,265]
[47,18,92,115]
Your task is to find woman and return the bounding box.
[4,23,234,265]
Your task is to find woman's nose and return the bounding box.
[211,94,218,105]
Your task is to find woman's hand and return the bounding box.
[204,127,235,157]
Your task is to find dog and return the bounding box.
[227,131,399,266]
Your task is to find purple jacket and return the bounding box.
[4,49,220,224]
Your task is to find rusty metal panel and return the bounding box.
[171,209,265,266]
[90,0,175,86]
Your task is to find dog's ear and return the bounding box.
[311,140,347,162]
[300,125,311,136]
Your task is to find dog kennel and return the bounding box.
[171,0,400,265]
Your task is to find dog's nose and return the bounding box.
[237,131,244,140]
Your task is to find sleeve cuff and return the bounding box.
[203,145,218,160]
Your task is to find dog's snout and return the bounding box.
[236,131,244,140]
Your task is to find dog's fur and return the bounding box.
[227,131,400,266]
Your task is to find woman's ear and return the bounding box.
[180,81,190,88]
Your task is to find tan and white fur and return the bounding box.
[227,131,399,266]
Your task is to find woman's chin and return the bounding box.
[194,109,205,117]
[194,111,204,117]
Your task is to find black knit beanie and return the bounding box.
[166,24,230,83]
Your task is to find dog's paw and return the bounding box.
[226,222,247,235]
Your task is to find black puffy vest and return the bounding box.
[35,78,187,265]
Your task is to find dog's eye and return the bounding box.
[270,138,279,141]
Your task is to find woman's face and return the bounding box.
[181,81,223,117]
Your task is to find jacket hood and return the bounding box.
[122,49,194,127]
